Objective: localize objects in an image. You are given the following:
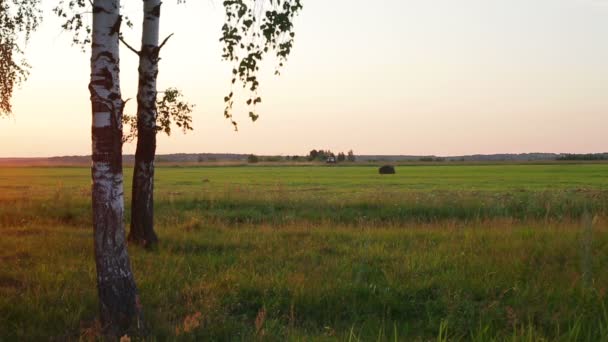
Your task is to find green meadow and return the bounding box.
[1,164,608,340]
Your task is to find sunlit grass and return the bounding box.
[1,164,607,340]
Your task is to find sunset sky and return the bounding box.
[1,0,607,157]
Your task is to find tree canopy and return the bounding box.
[0,0,41,115]
[220,0,303,129]
[53,0,303,129]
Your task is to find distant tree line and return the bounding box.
[418,157,446,162]
[247,154,298,163]
[307,149,355,162]
[246,150,356,163]
[557,153,608,161]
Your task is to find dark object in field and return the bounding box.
[379,165,396,174]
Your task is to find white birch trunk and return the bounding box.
[90,0,142,336]
[129,0,162,247]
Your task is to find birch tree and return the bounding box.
[125,0,303,247]
[54,0,303,334]
[122,0,195,248]
[89,0,143,337]
[0,0,41,116]
[56,0,194,252]
[125,86,194,247]
[125,0,165,248]
[55,0,144,336]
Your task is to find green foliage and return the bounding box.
[308,149,345,162]
[123,88,194,143]
[308,149,318,161]
[53,0,91,47]
[220,0,303,129]
[557,153,608,161]
[53,0,134,49]
[156,88,194,136]
[53,0,303,131]
[347,150,356,162]
[247,154,259,163]
[419,157,445,162]
[0,0,41,115]
[261,155,284,162]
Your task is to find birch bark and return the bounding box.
[90,0,142,336]
[129,0,162,247]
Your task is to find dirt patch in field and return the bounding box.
[0,185,30,190]
[0,252,33,269]
[168,240,249,255]
[319,245,340,256]
[0,275,24,290]
[282,231,312,239]
[268,187,327,192]
[4,229,46,237]
[0,252,31,262]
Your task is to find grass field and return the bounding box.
[1,164,608,340]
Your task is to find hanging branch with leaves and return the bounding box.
[220,0,303,130]
[54,1,194,146]
[54,1,135,52]
[54,0,303,130]
[0,0,42,116]
[122,88,194,143]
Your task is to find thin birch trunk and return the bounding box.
[90,0,142,336]
[129,0,161,248]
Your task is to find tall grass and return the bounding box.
[1,165,607,340]
[2,221,608,340]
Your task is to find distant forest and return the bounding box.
[556,153,608,161]
[2,152,608,166]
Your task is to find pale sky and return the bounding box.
[1,0,607,157]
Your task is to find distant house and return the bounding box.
[326,156,337,164]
